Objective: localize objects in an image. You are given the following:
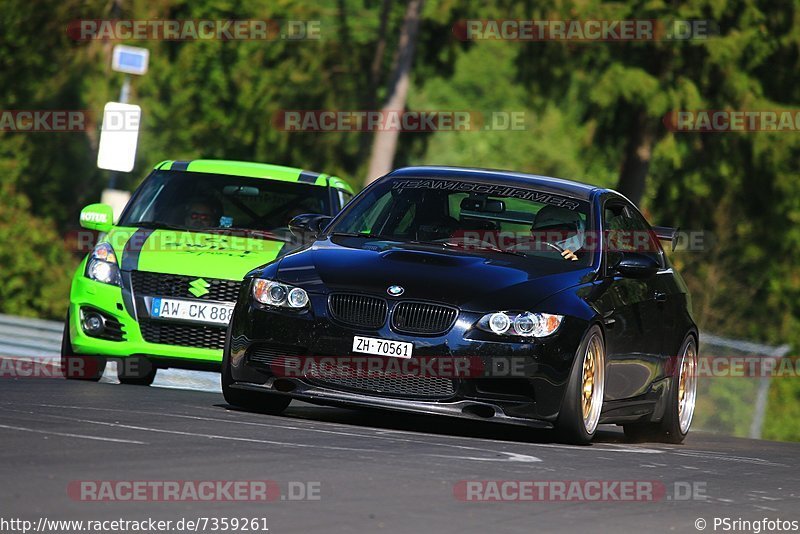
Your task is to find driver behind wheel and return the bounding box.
[530,205,585,261]
[184,196,222,229]
[412,192,459,241]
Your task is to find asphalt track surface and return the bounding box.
[1,378,799,534]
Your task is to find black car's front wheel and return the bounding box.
[624,335,698,444]
[556,325,606,444]
[221,347,291,415]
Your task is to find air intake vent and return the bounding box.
[248,344,306,366]
[328,294,387,329]
[307,368,456,399]
[140,321,226,350]
[391,302,458,335]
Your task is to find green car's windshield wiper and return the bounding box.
[203,227,290,242]
[133,221,191,231]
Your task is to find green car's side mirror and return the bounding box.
[79,203,114,233]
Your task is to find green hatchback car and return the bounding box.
[62,159,354,384]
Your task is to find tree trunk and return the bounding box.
[365,0,423,185]
[357,0,393,163]
[616,111,655,207]
[369,0,393,97]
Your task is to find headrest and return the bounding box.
[532,205,582,230]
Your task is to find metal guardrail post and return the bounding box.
[749,345,792,439]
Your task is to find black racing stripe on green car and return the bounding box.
[121,228,155,271]
[120,228,154,319]
[171,161,191,171]
[298,170,320,184]
[120,272,137,319]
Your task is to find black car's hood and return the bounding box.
[273,237,594,311]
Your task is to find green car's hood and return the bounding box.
[106,227,285,280]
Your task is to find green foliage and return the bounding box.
[0,184,74,319]
[763,370,800,442]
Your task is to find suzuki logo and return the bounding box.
[387,285,404,296]
[188,278,210,297]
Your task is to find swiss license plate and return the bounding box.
[150,297,235,325]
[352,336,413,359]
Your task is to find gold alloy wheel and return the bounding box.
[677,340,698,434]
[581,334,605,434]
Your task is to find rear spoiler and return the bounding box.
[653,226,678,251]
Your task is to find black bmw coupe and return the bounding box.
[222,166,698,444]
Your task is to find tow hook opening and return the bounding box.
[462,404,496,419]
[273,379,296,393]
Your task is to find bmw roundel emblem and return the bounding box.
[387,285,404,296]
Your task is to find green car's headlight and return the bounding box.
[84,243,121,286]
[252,279,309,309]
[477,311,564,338]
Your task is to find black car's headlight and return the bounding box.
[252,278,309,309]
[476,311,564,338]
[84,243,121,286]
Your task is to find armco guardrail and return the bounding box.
[0,314,62,358]
[0,313,221,392]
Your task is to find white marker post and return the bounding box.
[98,45,150,220]
[97,102,141,173]
[97,103,141,220]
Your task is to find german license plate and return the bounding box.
[150,297,235,325]
[352,336,413,359]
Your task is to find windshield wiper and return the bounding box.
[133,221,191,231]
[414,239,528,258]
[203,227,290,242]
[329,231,387,239]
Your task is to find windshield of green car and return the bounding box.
[119,170,332,236]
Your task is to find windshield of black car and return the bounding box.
[118,170,331,236]
[329,178,592,266]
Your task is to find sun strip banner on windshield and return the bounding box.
[390,179,582,210]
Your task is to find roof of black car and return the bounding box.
[386,166,602,200]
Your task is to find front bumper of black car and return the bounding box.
[226,288,589,427]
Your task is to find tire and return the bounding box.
[555,325,606,444]
[118,356,157,386]
[61,313,106,381]
[221,337,291,415]
[624,335,698,444]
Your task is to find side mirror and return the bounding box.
[613,252,660,279]
[79,203,114,233]
[288,213,333,241]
